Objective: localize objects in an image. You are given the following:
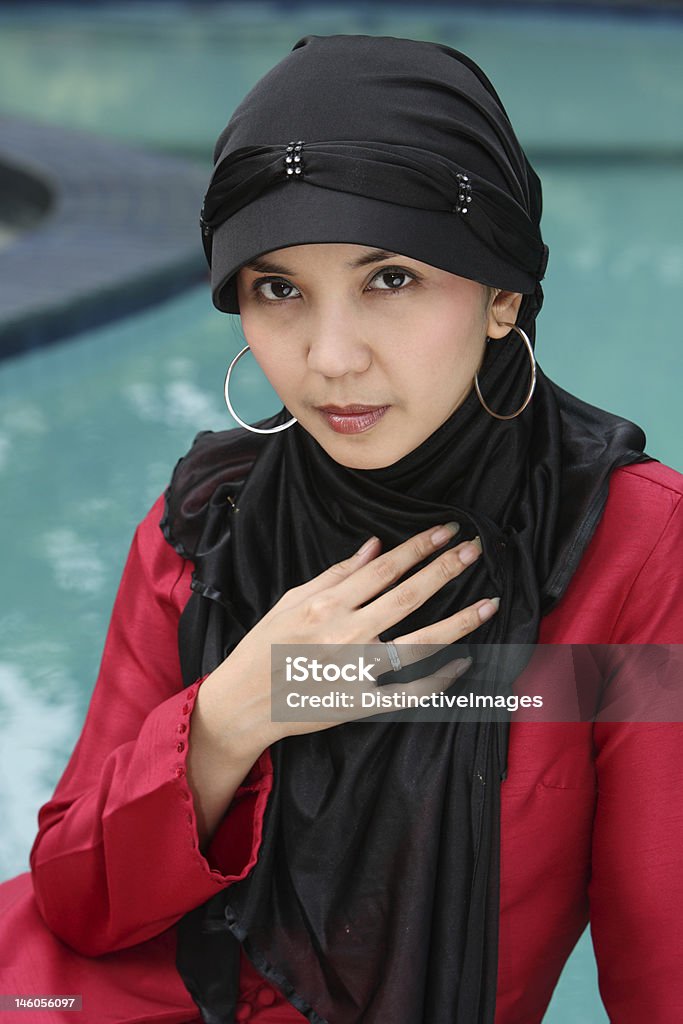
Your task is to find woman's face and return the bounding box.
[236,243,521,470]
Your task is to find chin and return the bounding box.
[323,440,408,471]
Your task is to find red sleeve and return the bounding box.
[590,470,683,1021]
[29,495,273,957]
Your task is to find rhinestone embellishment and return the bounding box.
[199,199,211,236]
[454,173,472,214]
[285,140,304,178]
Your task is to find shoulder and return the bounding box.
[596,460,683,570]
[603,459,683,516]
[590,460,683,564]
[167,427,267,510]
[161,427,267,559]
[122,493,194,613]
[541,460,683,643]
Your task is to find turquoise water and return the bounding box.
[1,4,683,154]
[1,5,682,1021]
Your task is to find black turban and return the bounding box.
[201,33,548,314]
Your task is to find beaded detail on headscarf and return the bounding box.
[199,140,548,282]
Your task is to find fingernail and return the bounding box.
[453,656,473,678]
[478,597,500,622]
[458,537,482,566]
[430,521,460,545]
[356,536,377,556]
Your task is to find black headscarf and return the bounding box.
[162,35,651,1024]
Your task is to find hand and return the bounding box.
[200,523,499,761]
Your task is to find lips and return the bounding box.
[316,404,390,435]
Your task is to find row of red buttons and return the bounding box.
[172,687,278,1012]
[173,687,196,780]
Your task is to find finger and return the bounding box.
[330,521,461,610]
[293,535,383,599]
[289,521,459,603]
[393,596,500,646]
[359,538,483,636]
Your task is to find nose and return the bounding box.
[305,305,372,378]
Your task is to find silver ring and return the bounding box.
[385,642,402,672]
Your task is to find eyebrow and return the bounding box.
[348,248,401,268]
[244,248,402,276]
[246,256,295,275]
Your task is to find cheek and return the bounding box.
[241,324,303,399]
[396,309,484,412]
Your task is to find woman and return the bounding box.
[1,33,682,1024]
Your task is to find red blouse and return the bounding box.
[0,461,682,1024]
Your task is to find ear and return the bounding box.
[486,290,524,339]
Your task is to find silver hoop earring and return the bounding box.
[224,345,297,434]
[474,321,537,421]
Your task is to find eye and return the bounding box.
[366,268,416,292]
[254,278,301,301]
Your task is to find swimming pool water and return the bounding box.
[1,5,682,1021]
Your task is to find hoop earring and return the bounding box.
[224,345,297,434]
[474,321,537,421]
